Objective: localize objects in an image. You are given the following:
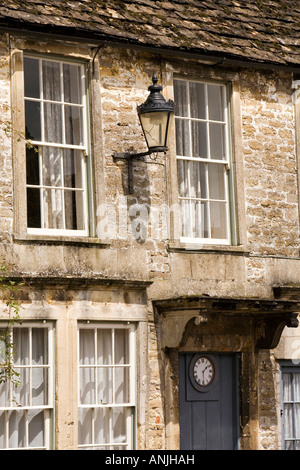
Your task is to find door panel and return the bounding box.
[179,352,239,450]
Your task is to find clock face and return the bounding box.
[192,356,215,388]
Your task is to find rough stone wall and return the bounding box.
[240,69,299,257]
[148,320,165,449]
[99,47,170,281]
[258,350,281,450]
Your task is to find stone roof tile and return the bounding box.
[0,1,299,67]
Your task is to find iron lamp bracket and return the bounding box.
[113,149,165,194]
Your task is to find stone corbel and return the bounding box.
[254,312,299,350]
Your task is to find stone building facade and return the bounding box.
[0,1,300,451]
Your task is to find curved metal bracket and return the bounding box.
[113,150,151,194]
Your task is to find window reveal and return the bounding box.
[174,79,232,244]
[24,57,89,235]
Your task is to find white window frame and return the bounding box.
[78,322,136,450]
[0,322,54,450]
[174,78,233,245]
[24,55,90,237]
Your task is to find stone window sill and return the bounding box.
[168,241,248,255]
[13,233,111,247]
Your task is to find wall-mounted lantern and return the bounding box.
[113,74,174,193]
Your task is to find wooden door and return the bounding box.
[179,353,239,450]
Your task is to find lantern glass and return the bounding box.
[139,111,170,151]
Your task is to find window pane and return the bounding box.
[113,407,127,445]
[78,408,92,446]
[190,200,209,238]
[0,378,9,407]
[64,190,77,229]
[284,404,294,439]
[44,103,63,143]
[42,188,64,229]
[27,188,41,228]
[283,373,292,401]
[177,160,189,197]
[28,409,44,448]
[63,63,82,104]
[13,368,30,406]
[32,328,47,365]
[0,329,7,364]
[190,161,207,198]
[25,101,41,141]
[80,329,95,365]
[0,412,5,447]
[65,106,83,145]
[174,80,189,117]
[42,60,61,102]
[115,367,130,404]
[14,328,29,365]
[179,199,191,238]
[63,149,83,188]
[176,119,190,156]
[191,121,207,158]
[210,201,227,239]
[97,329,112,365]
[189,82,206,119]
[24,57,40,98]
[80,367,95,404]
[115,329,129,364]
[208,164,226,200]
[179,199,209,239]
[42,147,62,187]
[209,122,226,160]
[32,368,47,406]
[295,374,300,401]
[296,404,300,438]
[26,147,40,185]
[94,408,110,446]
[196,201,209,238]
[97,368,113,404]
[64,190,85,230]
[9,410,26,448]
[208,84,225,121]
[285,440,294,450]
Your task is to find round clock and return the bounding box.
[189,354,216,391]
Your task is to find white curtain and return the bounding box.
[78,327,131,448]
[0,327,48,449]
[41,60,84,230]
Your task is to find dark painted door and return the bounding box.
[179,353,239,450]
